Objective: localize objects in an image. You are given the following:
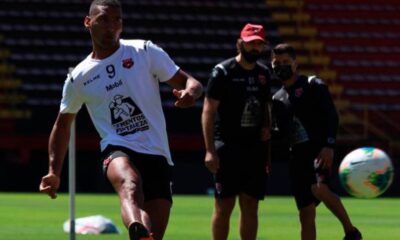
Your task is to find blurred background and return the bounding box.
[0,0,399,196]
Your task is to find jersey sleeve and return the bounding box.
[206,66,226,101]
[146,41,179,83]
[60,75,84,113]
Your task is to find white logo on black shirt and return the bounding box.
[241,96,261,127]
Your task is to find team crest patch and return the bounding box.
[122,58,134,69]
[258,75,267,85]
[295,87,303,97]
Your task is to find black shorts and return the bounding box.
[214,142,268,200]
[290,142,331,210]
[101,145,173,203]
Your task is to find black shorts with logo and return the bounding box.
[101,145,173,203]
[214,142,268,200]
[290,142,331,210]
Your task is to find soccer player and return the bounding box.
[271,43,362,240]
[202,23,272,240]
[39,1,203,240]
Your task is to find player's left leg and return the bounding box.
[311,183,358,235]
[299,203,316,240]
[238,193,259,240]
[138,153,173,240]
[144,199,171,240]
[343,227,362,240]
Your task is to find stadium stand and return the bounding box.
[0,0,398,194]
[266,0,400,157]
[0,0,280,156]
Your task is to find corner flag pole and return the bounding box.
[69,118,76,240]
[67,67,76,240]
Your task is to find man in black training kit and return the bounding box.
[271,43,362,240]
[202,23,272,240]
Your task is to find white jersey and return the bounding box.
[60,39,179,165]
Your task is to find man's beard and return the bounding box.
[240,44,262,63]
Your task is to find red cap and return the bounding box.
[240,23,266,42]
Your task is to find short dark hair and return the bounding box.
[272,43,296,60]
[89,0,121,15]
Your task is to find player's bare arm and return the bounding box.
[317,147,334,170]
[166,69,203,108]
[39,113,76,199]
[201,97,220,174]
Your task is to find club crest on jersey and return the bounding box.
[122,58,134,69]
[258,75,267,85]
[295,88,303,97]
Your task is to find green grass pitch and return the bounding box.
[0,193,399,239]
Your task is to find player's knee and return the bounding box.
[214,205,234,219]
[299,205,315,223]
[239,201,258,216]
[239,197,258,210]
[311,184,329,200]
[120,178,142,196]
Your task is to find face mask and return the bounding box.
[273,65,293,81]
[240,43,262,63]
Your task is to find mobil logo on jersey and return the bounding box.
[106,79,123,91]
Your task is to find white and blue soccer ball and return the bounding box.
[339,147,394,198]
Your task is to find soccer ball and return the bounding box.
[338,147,394,198]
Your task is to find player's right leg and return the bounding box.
[103,150,152,239]
[299,204,316,240]
[212,197,236,240]
[236,143,266,240]
[143,198,171,239]
[290,143,320,240]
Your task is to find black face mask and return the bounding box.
[240,43,262,63]
[273,65,293,81]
